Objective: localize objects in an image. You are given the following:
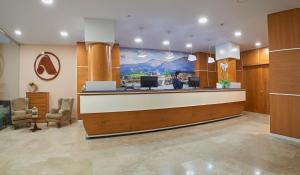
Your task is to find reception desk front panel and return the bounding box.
[80,89,245,138]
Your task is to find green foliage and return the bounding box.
[218,79,231,88]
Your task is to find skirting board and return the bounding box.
[270,133,300,144]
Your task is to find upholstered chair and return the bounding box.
[46,98,74,128]
[11,98,32,129]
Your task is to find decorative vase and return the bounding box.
[28,84,38,92]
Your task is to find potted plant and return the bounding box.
[217,79,231,88]
[28,82,38,92]
[216,61,231,88]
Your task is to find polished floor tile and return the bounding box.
[0,112,299,175]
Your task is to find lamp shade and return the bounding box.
[188,54,197,61]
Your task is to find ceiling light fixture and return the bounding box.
[134,37,143,43]
[14,29,22,36]
[41,0,54,5]
[234,31,242,37]
[60,31,69,37]
[255,42,261,47]
[186,43,193,48]
[162,40,170,46]
[198,17,208,24]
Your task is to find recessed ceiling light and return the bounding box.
[198,17,208,24]
[60,31,69,37]
[14,29,22,36]
[162,40,170,46]
[186,43,193,48]
[41,0,54,5]
[255,42,261,47]
[234,31,242,37]
[134,37,143,43]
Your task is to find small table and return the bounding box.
[30,115,41,132]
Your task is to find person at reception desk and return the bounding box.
[172,71,183,89]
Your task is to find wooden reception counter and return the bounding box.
[79,89,245,138]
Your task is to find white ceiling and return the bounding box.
[0,0,300,52]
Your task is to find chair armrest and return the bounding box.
[60,110,71,115]
[26,109,32,114]
[50,108,60,114]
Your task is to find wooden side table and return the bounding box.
[30,114,41,132]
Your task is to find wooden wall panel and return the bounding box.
[87,43,112,81]
[268,8,300,139]
[268,8,300,51]
[217,59,237,82]
[241,48,269,66]
[270,95,300,139]
[208,55,217,71]
[195,52,208,70]
[195,52,217,88]
[112,68,120,88]
[199,71,208,88]
[269,49,300,94]
[243,65,269,114]
[241,49,259,66]
[208,72,217,88]
[112,44,121,87]
[76,42,88,66]
[261,65,270,114]
[77,67,88,92]
[240,48,270,114]
[236,71,242,84]
[259,48,269,65]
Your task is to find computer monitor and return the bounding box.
[188,77,200,88]
[140,76,158,90]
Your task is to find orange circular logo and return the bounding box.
[34,52,61,81]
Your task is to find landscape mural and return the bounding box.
[120,47,195,87]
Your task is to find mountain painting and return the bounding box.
[120,47,195,86]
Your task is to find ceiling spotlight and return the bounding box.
[198,17,208,24]
[162,40,170,46]
[134,37,143,43]
[41,0,54,5]
[60,31,69,37]
[234,31,242,37]
[186,43,193,48]
[14,29,22,36]
[255,42,261,47]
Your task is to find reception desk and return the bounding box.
[80,89,245,138]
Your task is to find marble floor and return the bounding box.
[0,112,300,175]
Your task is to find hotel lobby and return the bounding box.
[0,0,300,174]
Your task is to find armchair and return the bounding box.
[46,98,74,128]
[11,98,32,129]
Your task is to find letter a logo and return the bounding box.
[34,52,61,81]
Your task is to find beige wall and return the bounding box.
[19,45,77,117]
[0,42,20,100]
